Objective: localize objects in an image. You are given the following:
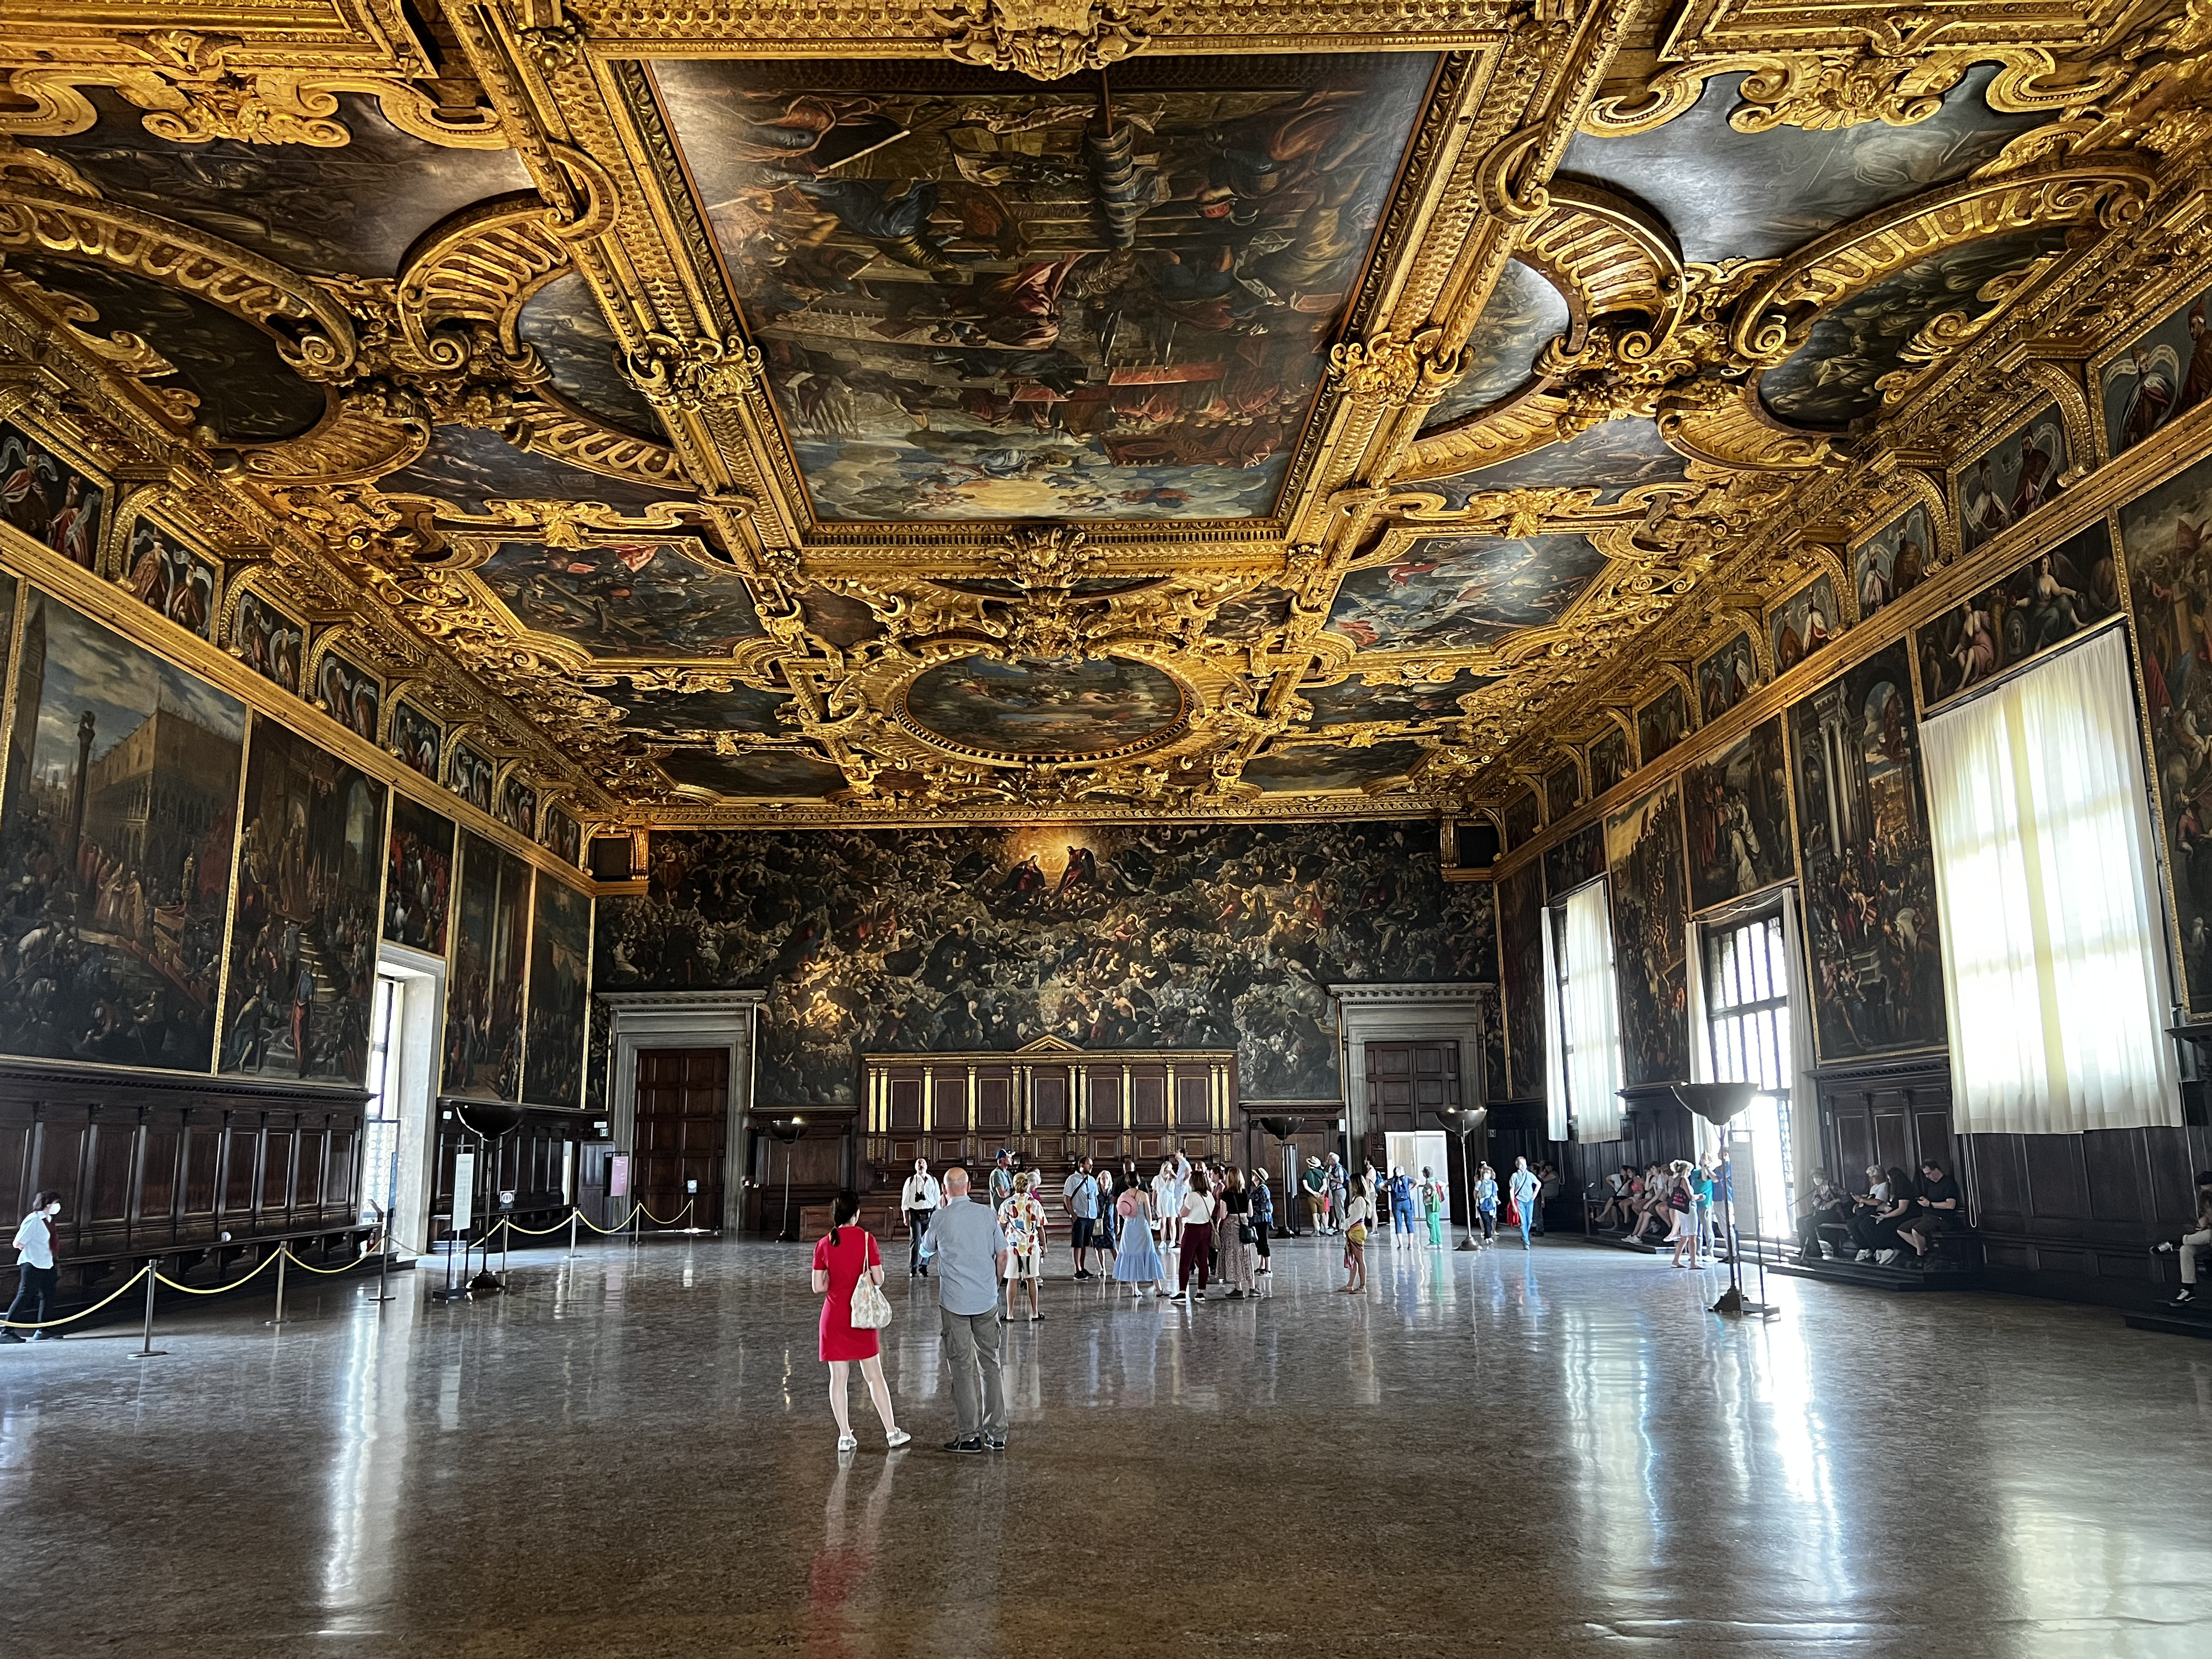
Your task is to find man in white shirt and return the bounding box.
[1509,1157,1542,1250]
[899,1160,942,1277]
[1062,1157,1099,1280]
[3,1190,64,1343]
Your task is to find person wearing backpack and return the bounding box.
[811,1191,909,1454]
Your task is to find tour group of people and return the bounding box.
[1592,1151,1735,1269]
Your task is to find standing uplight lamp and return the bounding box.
[766,1117,807,1243]
[1254,1116,1308,1236]
[456,1100,522,1296]
[1429,1107,1490,1251]
[1671,1083,1777,1319]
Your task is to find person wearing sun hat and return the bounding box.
[1301,1155,1328,1234]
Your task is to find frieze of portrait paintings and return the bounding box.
[1503,790,1540,849]
[234,591,306,696]
[0,590,244,1071]
[0,419,103,570]
[1786,640,1946,1060]
[1496,859,1546,1099]
[390,700,442,781]
[2100,280,2212,461]
[448,741,495,813]
[1917,519,2121,710]
[523,877,592,1109]
[221,719,387,1085]
[545,805,583,868]
[1852,504,1934,622]
[650,55,1438,523]
[1955,404,2068,559]
[316,651,381,744]
[1695,631,1759,725]
[1543,821,1603,902]
[384,793,455,957]
[1543,760,1578,822]
[122,516,218,643]
[1588,725,1630,798]
[1635,684,1689,769]
[598,821,1492,1105]
[497,775,539,840]
[447,830,532,1099]
[2121,452,2212,1009]
[1770,574,1839,677]
[1683,718,1794,915]
[1603,782,1689,1087]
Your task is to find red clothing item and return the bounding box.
[814,1226,883,1362]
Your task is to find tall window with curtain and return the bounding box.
[1921,624,2180,1135]
[1551,880,1625,1134]
[1700,911,1796,1237]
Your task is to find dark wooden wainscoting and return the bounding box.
[750,1107,858,1239]
[1556,1086,1698,1225]
[430,1099,602,1248]
[1814,1053,1956,1193]
[1966,1123,2212,1306]
[0,1057,368,1291]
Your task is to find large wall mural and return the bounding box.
[1787,640,1945,1060]
[523,878,592,1109]
[1603,782,1689,1088]
[1683,717,1793,915]
[221,721,387,1084]
[447,831,533,1099]
[1496,859,1545,1099]
[385,794,455,957]
[0,592,244,1071]
[2122,452,2212,1006]
[653,55,1437,522]
[597,821,1491,1104]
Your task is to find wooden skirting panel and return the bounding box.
[0,1056,369,1278]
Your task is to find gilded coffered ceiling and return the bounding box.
[0,0,2205,834]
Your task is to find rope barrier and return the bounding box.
[494,1213,575,1237]
[1,1265,152,1331]
[280,1246,372,1276]
[154,1249,286,1295]
[635,1199,694,1228]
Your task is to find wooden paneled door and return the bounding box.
[633,1048,728,1229]
[1366,1041,1460,1133]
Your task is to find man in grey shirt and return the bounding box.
[926,1168,1010,1452]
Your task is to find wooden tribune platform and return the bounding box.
[2122,1306,2212,1339]
[1772,1257,1984,1292]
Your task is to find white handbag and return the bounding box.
[850,1275,893,1331]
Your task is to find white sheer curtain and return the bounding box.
[1541,908,1568,1139]
[1922,625,2180,1134]
[1559,880,1625,1135]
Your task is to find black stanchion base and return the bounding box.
[1455,1239,1479,1251]
[467,1272,505,1294]
[429,1286,472,1302]
[131,1350,168,1359]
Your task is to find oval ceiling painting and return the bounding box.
[901,655,1188,759]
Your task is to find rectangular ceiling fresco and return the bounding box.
[653,54,1437,523]
[1326,534,1606,654]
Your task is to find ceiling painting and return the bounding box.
[0,0,2189,826]
[473,541,769,660]
[1759,228,2077,429]
[652,54,1436,523]
[1418,258,1570,434]
[899,654,1188,758]
[1559,67,2042,267]
[662,749,849,798]
[1244,739,1427,793]
[15,88,529,280]
[517,273,670,442]
[2,255,326,443]
[601,681,792,738]
[1326,535,1607,654]
[376,425,695,518]
[1298,671,1492,729]
[1412,419,1687,508]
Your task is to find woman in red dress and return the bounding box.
[812,1192,909,1453]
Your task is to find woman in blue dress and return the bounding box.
[1112,1179,1164,1301]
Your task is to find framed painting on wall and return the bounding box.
[1953,403,2067,557]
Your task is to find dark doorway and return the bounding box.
[633,1047,727,1229]
[1366,1041,1460,1131]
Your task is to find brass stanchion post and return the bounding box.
[267,1249,289,1327]
[133,1260,165,1360]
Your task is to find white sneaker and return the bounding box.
[886,1428,911,1450]
[837,1432,858,1453]
[1854,1250,1872,1262]
[1875,1249,1901,1266]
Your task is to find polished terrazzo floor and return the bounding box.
[2,1229,2208,1658]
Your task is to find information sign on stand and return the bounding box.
[609,1154,631,1199]
[452,1149,477,1234]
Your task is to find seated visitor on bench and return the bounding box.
[1895,1159,1961,1261]
[2154,1169,2212,1307]
[1796,1169,1849,1261]
[1596,1165,1637,1231]
[1849,1166,1914,1263]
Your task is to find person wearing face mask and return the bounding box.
[2,1191,64,1343]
